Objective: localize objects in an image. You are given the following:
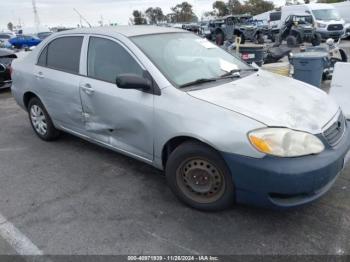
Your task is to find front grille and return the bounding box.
[327,24,344,31]
[346,28,350,33]
[323,112,346,147]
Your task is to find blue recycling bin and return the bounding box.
[291,52,328,88]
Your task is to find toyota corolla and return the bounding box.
[11,26,350,211]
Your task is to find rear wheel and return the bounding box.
[256,32,265,44]
[215,32,224,46]
[286,35,297,47]
[311,33,321,46]
[28,97,60,141]
[165,141,235,211]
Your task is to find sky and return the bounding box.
[0,0,286,30]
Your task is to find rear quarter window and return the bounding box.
[270,12,281,21]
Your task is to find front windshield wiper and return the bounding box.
[179,68,259,88]
[179,78,217,88]
[220,68,259,78]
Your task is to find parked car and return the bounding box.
[11,26,350,211]
[276,14,321,47]
[0,33,15,48]
[0,48,16,89]
[9,35,42,49]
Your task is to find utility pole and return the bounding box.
[32,0,41,33]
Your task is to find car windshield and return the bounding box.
[132,33,250,87]
[312,9,340,21]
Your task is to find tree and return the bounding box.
[7,22,13,31]
[170,2,198,23]
[132,10,147,25]
[145,7,165,24]
[213,1,229,16]
[227,0,248,15]
[244,0,275,15]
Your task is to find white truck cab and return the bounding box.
[281,4,345,40]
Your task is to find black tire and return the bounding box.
[28,97,60,141]
[239,33,246,45]
[339,49,348,62]
[311,33,321,46]
[286,35,297,47]
[165,141,235,211]
[256,33,265,44]
[215,32,224,46]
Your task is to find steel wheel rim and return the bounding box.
[176,158,226,204]
[30,105,47,136]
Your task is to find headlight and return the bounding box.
[316,22,327,28]
[248,128,325,157]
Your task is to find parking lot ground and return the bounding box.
[1,66,350,256]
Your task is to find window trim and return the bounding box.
[85,35,147,85]
[36,35,85,75]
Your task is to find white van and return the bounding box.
[332,1,350,38]
[281,4,345,39]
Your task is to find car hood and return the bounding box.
[187,70,339,134]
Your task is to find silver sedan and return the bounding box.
[11,26,350,211]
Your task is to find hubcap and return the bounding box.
[30,105,47,136]
[176,158,225,204]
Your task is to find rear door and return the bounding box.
[79,36,154,162]
[34,35,85,131]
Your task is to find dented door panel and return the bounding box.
[79,77,154,161]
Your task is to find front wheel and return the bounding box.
[165,141,235,211]
[28,97,60,141]
[311,33,321,46]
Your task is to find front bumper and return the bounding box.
[221,123,350,209]
[0,80,12,89]
[317,29,344,39]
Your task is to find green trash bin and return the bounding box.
[291,52,327,88]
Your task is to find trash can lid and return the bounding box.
[292,51,328,59]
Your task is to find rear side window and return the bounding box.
[270,12,281,21]
[38,36,83,74]
[87,37,143,83]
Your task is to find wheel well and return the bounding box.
[23,92,38,111]
[162,136,211,168]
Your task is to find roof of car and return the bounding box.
[55,25,186,38]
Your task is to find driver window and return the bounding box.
[87,37,143,83]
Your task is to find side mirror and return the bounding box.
[0,64,6,73]
[116,74,152,92]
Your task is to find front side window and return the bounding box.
[132,33,250,87]
[87,37,143,83]
[40,36,83,73]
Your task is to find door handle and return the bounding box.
[34,72,44,79]
[81,83,95,95]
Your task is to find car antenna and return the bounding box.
[73,8,92,28]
